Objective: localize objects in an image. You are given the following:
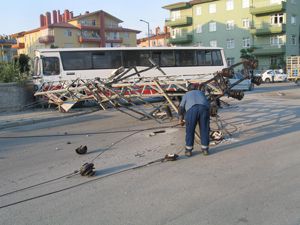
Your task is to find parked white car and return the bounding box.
[258,70,287,83]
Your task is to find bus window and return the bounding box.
[197,50,212,66]
[151,51,161,66]
[161,51,175,67]
[123,51,138,67]
[151,51,175,67]
[176,50,196,66]
[211,50,223,66]
[196,51,204,65]
[42,57,60,76]
[92,51,122,69]
[60,52,92,70]
[139,51,152,67]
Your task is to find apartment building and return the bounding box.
[0,36,17,62]
[163,0,300,70]
[137,26,170,47]
[12,10,140,58]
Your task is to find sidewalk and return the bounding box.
[0,107,99,130]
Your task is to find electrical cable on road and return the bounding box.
[0,123,181,209]
[0,124,182,139]
[0,152,183,210]
[0,116,236,209]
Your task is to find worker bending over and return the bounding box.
[178,83,210,157]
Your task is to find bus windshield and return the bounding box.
[42,57,60,76]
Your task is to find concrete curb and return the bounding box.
[0,109,99,130]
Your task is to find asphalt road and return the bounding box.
[0,83,300,225]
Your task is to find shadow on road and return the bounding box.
[211,98,300,154]
[95,163,135,176]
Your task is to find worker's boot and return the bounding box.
[202,148,209,156]
[185,148,193,157]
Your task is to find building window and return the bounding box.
[195,6,202,16]
[226,20,235,30]
[242,0,250,8]
[227,38,235,49]
[242,18,250,28]
[123,32,129,39]
[209,22,216,32]
[64,30,72,37]
[227,57,235,66]
[171,11,181,21]
[210,40,217,47]
[291,35,296,45]
[270,35,283,46]
[271,13,284,24]
[171,28,181,38]
[270,56,278,66]
[226,0,234,10]
[243,37,251,48]
[291,15,296,25]
[209,4,216,13]
[196,24,202,33]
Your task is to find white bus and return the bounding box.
[33,47,227,85]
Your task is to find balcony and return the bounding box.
[169,34,193,44]
[106,38,123,43]
[11,43,25,49]
[250,23,286,36]
[78,36,101,43]
[165,16,192,27]
[77,24,100,31]
[250,1,286,15]
[105,26,124,32]
[38,35,55,44]
[0,39,16,45]
[252,44,286,56]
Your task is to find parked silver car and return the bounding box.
[229,72,254,91]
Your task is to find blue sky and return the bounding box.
[0,0,175,38]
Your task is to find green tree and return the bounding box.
[17,54,30,74]
[240,47,256,60]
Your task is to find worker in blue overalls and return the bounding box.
[178,83,210,157]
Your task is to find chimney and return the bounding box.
[155,26,161,35]
[58,10,62,22]
[52,10,58,24]
[164,26,168,34]
[64,9,70,21]
[70,11,74,19]
[45,12,51,26]
[40,14,45,27]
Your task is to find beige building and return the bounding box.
[137,26,170,47]
[12,9,140,58]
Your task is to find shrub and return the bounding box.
[0,54,31,83]
[0,61,29,83]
